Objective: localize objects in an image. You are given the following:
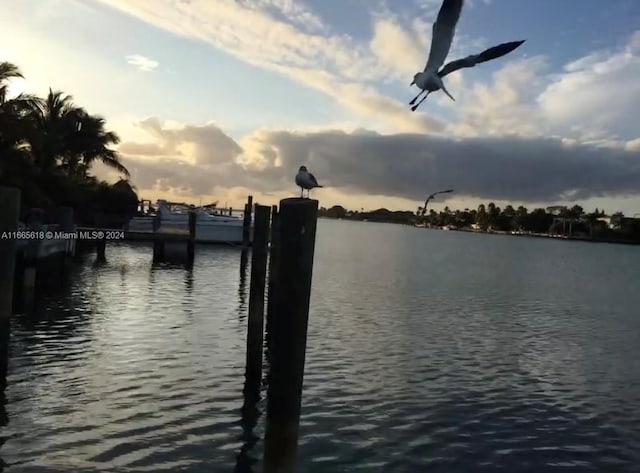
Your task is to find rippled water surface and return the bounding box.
[2,219,640,472]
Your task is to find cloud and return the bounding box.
[118,119,640,205]
[271,65,446,134]
[537,35,640,140]
[369,18,426,81]
[122,117,242,166]
[51,2,639,209]
[236,0,325,32]
[444,30,640,144]
[93,0,531,138]
[126,54,159,71]
[95,0,448,132]
[447,56,549,137]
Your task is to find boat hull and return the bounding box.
[126,215,252,244]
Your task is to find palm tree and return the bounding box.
[476,203,489,230]
[2,61,132,212]
[0,62,41,192]
[0,62,34,107]
[23,88,129,179]
[22,88,79,173]
[68,111,129,178]
[0,62,38,151]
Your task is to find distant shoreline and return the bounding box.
[442,226,640,246]
[318,217,640,246]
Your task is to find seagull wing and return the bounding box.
[437,40,526,77]
[308,173,320,186]
[420,194,437,215]
[424,0,465,73]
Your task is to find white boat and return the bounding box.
[127,200,252,244]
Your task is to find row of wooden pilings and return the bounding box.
[242,197,319,472]
[1,185,320,472]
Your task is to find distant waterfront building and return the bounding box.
[597,217,613,229]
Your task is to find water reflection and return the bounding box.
[238,249,249,317]
[234,247,261,473]
[91,256,107,268]
[234,373,262,473]
[152,241,195,268]
[1,318,9,472]
[184,267,194,293]
[2,226,640,472]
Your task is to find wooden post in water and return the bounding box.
[57,206,74,232]
[0,187,20,392]
[245,205,271,388]
[187,210,196,264]
[95,212,106,262]
[23,208,42,307]
[265,205,280,346]
[152,209,164,263]
[263,198,319,473]
[57,206,74,277]
[242,195,253,247]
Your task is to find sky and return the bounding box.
[2,0,640,215]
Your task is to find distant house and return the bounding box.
[597,217,613,229]
[546,205,566,216]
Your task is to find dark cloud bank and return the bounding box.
[120,120,640,203]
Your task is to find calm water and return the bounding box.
[2,219,640,472]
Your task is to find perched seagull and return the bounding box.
[295,165,323,198]
[409,0,525,111]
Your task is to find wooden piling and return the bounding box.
[57,206,74,276]
[263,198,319,473]
[22,209,43,297]
[187,210,196,263]
[152,208,164,263]
[245,205,271,387]
[0,187,20,391]
[242,195,253,247]
[153,209,161,232]
[152,238,165,263]
[265,205,280,346]
[57,206,74,233]
[238,248,249,310]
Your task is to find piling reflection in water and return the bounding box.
[238,249,249,316]
[184,267,194,293]
[234,363,262,473]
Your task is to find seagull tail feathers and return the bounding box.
[441,81,455,101]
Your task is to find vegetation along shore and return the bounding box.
[319,204,640,244]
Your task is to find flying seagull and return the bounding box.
[295,165,323,198]
[420,189,453,216]
[409,0,525,111]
